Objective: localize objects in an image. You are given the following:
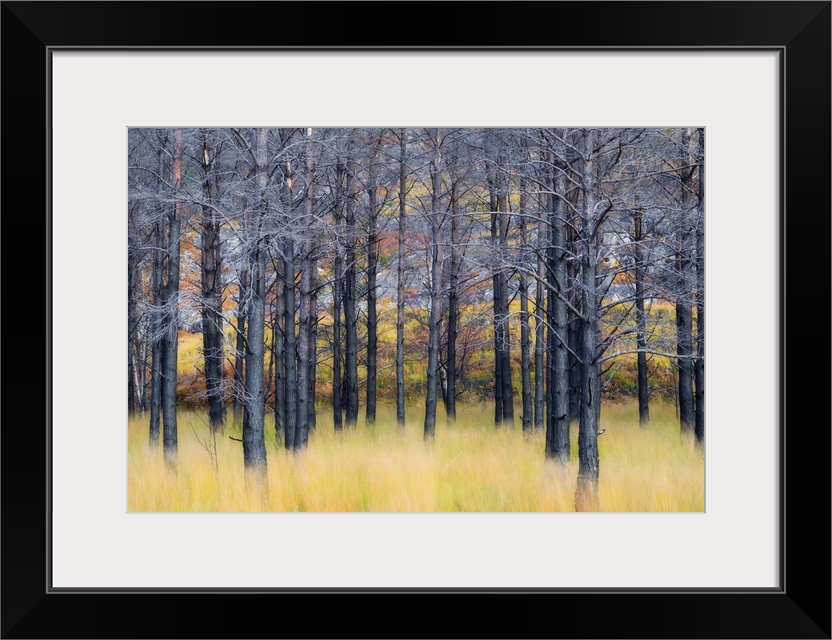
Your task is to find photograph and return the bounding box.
[2,0,827,633]
[127,127,705,513]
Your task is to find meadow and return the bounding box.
[128,401,703,512]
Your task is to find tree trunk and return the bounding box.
[676,127,697,433]
[567,249,582,422]
[634,209,650,426]
[496,171,514,426]
[493,268,504,425]
[232,270,248,428]
[533,218,545,430]
[161,129,183,465]
[273,258,285,442]
[343,170,359,428]
[423,129,442,440]
[546,160,570,464]
[160,130,184,465]
[283,240,297,449]
[265,302,275,411]
[445,177,460,423]
[676,247,695,433]
[548,162,571,465]
[519,184,532,434]
[365,150,379,427]
[332,239,344,430]
[148,154,165,445]
[488,167,504,426]
[308,240,319,433]
[396,129,407,428]
[295,245,311,450]
[243,245,267,469]
[242,128,269,471]
[694,128,705,447]
[128,251,137,416]
[294,129,315,450]
[200,129,226,432]
[137,318,148,414]
[576,130,600,511]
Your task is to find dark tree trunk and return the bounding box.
[424,238,442,440]
[272,258,285,442]
[242,127,269,471]
[243,245,267,469]
[200,129,226,433]
[694,128,705,447]
[295,245,311,450]
[137,316,148,414]
[546,159,570,464]
[518,184,532,434]
[343,171,359,428]
[265,302,275,410]
[576,282,600,512]
[423,129,442,440]
[308,240,319,433]
[365,149,379,427]
[279,144,299,449]
[496,172,514,426]
[160,135,182,464]
[294,130,315,451]
[396,129,407,428]
[576,130,600,512]
[283,240,297,449]
[676,128,697,433]
[332,160,345,431]
[148,152,165,445]
[161,128,183,466]
[488,167,504,426]
[445,177,460,423]
[232,270,248,428]
[533,217,546,431]
[332,239,344,431]
[567,249,582,422]
[633,209,650,426]
[676,247,695,433]
[492,269,504,425]
[128,251,137,416]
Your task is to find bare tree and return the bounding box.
[693,128,705,447]
[198,128,227,432]
[364,132,383,428]
[343,142,360,428]
[633,208,650,426]
[161,128,184,466]
[241,127,269,472]
[423,128,444,440]
[676,128,697,433]
[232,268,248,428]
[395,128,408,428]
[332,158,345,431]
[147,133,167,446]
[518,170,533,434]
[485,132,514,427]
[295,128,316,450]
[545,140,571,465]
[575,128,602,510]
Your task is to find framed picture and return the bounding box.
[2,2,829,638]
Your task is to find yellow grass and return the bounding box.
[128,402,703,512]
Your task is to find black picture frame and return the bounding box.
[2,2,829,638]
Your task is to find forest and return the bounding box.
[128,127,704,512]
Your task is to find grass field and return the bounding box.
[128,401,703,512]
